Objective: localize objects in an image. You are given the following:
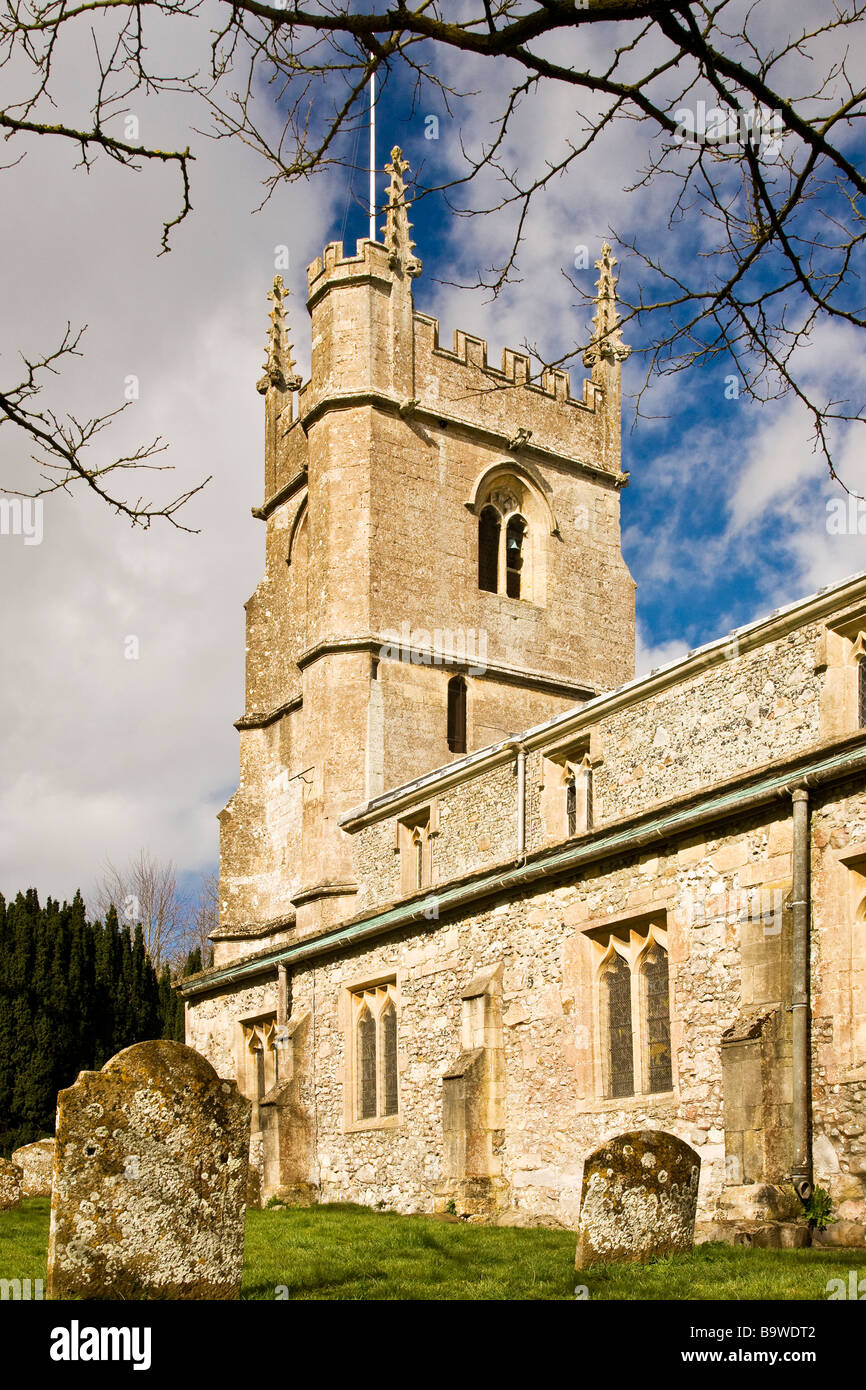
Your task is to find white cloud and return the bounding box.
[0,37,336,901]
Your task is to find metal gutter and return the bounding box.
[179,736,866,999]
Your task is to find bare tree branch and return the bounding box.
[0,327,211,529]
[2,0,865,478]
[92,849,191,969]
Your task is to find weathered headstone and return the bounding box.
[11,1138,55,1197]
[0,1159,22,1211]
[576,1130,701,1268]
[47,1040,251,1300]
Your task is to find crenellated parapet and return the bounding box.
[410,312,620,477]
[306,237,395,309]
[295,149,628,476]
[413,313,599,408]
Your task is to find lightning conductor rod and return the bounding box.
[369,54,376,242]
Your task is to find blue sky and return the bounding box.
[335,46,865,658]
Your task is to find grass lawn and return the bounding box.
[0,1198,860,1300]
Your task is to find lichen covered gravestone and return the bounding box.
[0,1159,22,1211]
[11,1138,55,1197]
[576,1130,701,1268]
[47,1040,251,1300]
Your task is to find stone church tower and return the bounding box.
[215,149,635,961]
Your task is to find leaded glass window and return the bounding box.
[604,953,634,1098]
[859,658,866,729]
[358,1006,377,1119]
[643,947,673,1093]
[566,774,577,837]
[352,984,399,1123]
[381,1001,398,1117]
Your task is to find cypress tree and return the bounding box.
[0,888,172,1156]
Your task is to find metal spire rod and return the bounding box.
[369,57,376,241]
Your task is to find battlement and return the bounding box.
[413,312,599,413]
[287,153,628,477]
[306,238,394,306]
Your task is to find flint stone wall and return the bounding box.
[576,1130,700,1267]
[47,1040,250,1300]
[353,621,826,914]
[190,804,806,1222]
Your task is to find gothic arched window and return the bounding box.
[352,984,399,1124]
[254,1044,265,1101]
[565,771,577,837]
[447,675,467,755]
[505,515,527,599]
[641,945,673,1093]
[859,656,866,728]
[381,1000,398,1117]
[411,826,425,891]
[478,506,500,593]
[358,1005,377,1119]
[603,952,634,1099]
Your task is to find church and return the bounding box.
[181,149,866,1239]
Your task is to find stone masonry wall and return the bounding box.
[350,618,831,913]
[189,803,815,1225]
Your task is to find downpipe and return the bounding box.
[517,744,526,864]
[790,786,813,1204]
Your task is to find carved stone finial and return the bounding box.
[382,146,422,279]
[257,275,302,396]
[583,242,631,369]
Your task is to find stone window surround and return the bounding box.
[395,801,440,896]
[539,734,601,843]
[817,610,866,737]
[239,1013,279,1115]
[583,911,676,1107]
[467,463,555,608]
[341,972,402,1133]
[833,842,866,1082]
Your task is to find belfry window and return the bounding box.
[505,515,527,599]
[447,675,467,755]
[351,982,399,1124]
[473,470,549,604]
[478,506,500,593]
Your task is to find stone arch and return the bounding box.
[465,459,558,535]
[466,463,555,605]
[286,492,308,567]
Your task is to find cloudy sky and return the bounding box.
[1,2,864,906]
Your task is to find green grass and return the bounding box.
[0,1198,861,1300]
